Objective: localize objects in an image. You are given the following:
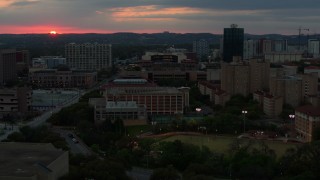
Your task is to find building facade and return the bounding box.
[270,73,318,107]
[32,56,67,69]
[90,98,147,126]
[65,43,112,71]
[264,52,303,63]
[308,39,320,58]
[223,24,244,62]
[198,81,230,106]
[29,69,97,88]
[0,87,32,116]
[193,39,209,61]
[253,91,283,117]
[221,61,250,96]
[0,49,17,86]
[295,105,320,142]
[102,79,190,115]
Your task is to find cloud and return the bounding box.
[95,10,104,15]
[9,0,39,7]
[109,5,205,21]
[0,0,320,34]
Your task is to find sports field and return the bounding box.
[32,90,79,107]
[162,135,299,157]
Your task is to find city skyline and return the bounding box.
[0,0,319,35]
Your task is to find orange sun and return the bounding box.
[49,30,57,34]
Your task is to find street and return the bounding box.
[53,127,93,156]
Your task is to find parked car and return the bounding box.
[72,138,79,143]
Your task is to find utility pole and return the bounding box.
[298,26,309,51]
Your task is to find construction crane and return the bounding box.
[298,26,309,50]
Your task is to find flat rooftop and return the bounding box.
[0,142,65,177]
[106,87,184,95]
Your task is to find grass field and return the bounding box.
[126,125,152,136]
[162,135,299,158]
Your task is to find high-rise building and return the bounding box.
[249,59,270,92]
[65,43,112,71]
[221,61,250,96]
[243,39,259,60]
[221,58,270,97]
[273,39,288,52]
[308,39,320,57]
[0,49,17,86]
[223,24,244,62]
[193,39,209,61]
[258,39,272,56]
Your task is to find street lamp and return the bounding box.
[289,114,295,125]
[242,110,248,133]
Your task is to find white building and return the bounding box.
[308,39,320,58]
[32,56,66,69]
[243,39,258,59]
[273,39,288,52]
[265,52,303,63]
[65,43,112,71]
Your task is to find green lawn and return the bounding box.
[126,125,152,136]
[162,135,299,158]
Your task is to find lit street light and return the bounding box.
[242,110,248,133]
[289,114,295,125]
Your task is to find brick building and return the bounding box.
[29,69,97,88]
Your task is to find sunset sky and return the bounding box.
[0,0,319,34]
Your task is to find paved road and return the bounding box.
[0,90,82,141]
[53,128,92,156]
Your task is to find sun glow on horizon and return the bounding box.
[50,30,57,34]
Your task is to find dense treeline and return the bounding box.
[3,126,68,150]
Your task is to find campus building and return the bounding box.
[65,43,112,71]
[90,99,147,126]
[29,69,97,88]
[0,142,68,180]
[102,79,190,116]
[295,105,320,142]
[32,56,66,69]
[120,70,207,82]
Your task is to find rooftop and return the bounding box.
[0,142,66,177]
[296,105,320,117]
